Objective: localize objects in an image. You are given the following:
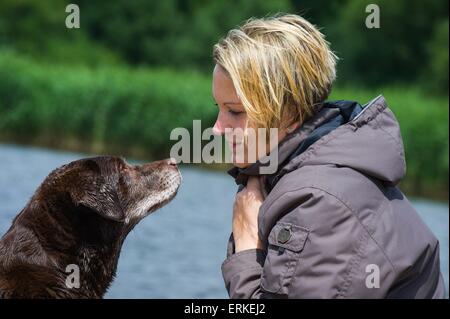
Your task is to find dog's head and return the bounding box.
[38,156,181,225]
[2,156,181,298]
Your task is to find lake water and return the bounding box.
[0,143,448,298]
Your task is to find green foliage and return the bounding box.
[421,19,449,96]
[0,0,448,94]
[326,0,447,87]
[0,0,122,65]
[76,0,293,70]
[292,0,449,95]
[0,0,292,69]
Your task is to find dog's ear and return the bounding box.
[71,183,125,222]
[69,160,125,222]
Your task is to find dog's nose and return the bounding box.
[167,157,178,167]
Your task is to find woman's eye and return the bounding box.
[213,102,244,116]
[228,110,244,116]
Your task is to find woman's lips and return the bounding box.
[227,142,243,152]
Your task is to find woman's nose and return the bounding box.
[212,120,223,135]
[212,113,225,135]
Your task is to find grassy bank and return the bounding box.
[0,53,448,200]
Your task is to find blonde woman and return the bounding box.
[212,14,444,298]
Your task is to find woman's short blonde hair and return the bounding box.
[213,13,338,130]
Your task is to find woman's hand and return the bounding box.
[232,176,265,252]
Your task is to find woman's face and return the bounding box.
[212,64,289,168]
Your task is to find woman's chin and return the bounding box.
[232,161,249,168]
[231,153,251,168]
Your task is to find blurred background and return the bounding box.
[0,0,448,298]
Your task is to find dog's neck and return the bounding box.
[0,199,128,298]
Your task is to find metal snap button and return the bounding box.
[277,227,291,244]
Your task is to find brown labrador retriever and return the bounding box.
[0,156,181,298]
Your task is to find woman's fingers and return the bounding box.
[245,176,264,201]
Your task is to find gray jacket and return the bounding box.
[222,95,445,298]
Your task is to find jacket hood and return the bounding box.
[229,95,406,190]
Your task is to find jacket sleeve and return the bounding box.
[221,186,389,298]
[221,243,269,299]
[221,233,272,298]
